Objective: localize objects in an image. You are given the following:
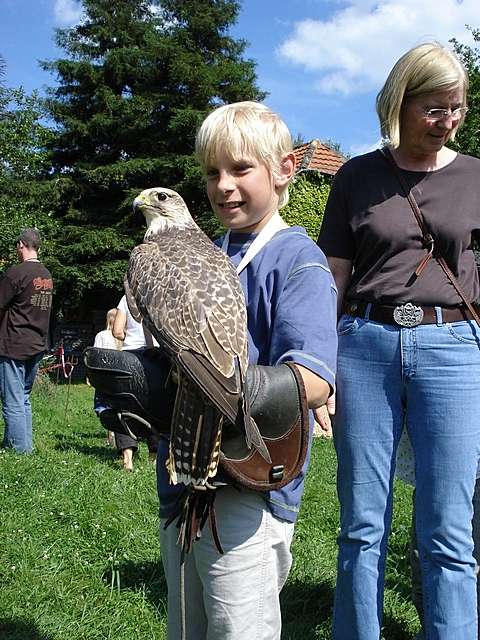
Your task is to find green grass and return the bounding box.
[0,380,419,639]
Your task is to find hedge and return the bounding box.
[282,171,332,240]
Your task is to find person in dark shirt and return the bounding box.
[318,42,480,640]
[0,228,53,453]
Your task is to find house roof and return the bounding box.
[293,139,345,176]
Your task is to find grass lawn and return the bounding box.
[0,380,419,639]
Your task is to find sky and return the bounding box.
[1,0,480,156]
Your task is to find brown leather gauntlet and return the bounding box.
[220,363,310,490]
[85,346,309,490]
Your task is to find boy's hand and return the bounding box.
[295,364,331,409]
[313,393,336,438]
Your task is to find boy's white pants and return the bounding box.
[160,486,294,640]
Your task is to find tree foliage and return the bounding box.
[41,0,265,310]
[0,55,5,84]
[282,172,332,240]
[0,89,53,180]
[0,81,57,271]
[450,27,480,158]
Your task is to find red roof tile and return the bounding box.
[293,139,345,176]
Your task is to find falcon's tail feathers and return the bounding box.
[169,373,223,487]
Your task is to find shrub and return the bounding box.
[282,171,332,240]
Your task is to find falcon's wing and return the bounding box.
[125,228,248,379]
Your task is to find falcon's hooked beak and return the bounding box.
[132,194,150,229]
[133,194,147,212]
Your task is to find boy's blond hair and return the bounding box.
[376,42,468,148]
[195,101,294,209]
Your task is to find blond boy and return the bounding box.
[156,102,338,639]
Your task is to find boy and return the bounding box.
[157,101,338,639]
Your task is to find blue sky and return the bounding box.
[2,0,480,156]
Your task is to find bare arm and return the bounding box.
[327,257,353,317]
[112,308,126,341]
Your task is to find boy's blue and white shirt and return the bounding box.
[157,225,338,522]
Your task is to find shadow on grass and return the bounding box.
[281,579,334,639]
[53,433,118,463]
[103,559,167,610]
[0,619,53,640]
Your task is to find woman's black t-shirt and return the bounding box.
[317,149,480,306]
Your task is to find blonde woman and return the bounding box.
[93,308,122,351]
[318,42,480,639]
[92,309,123,454]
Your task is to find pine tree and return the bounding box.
[41,0,265,310]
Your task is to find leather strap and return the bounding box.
[381,148,480,326]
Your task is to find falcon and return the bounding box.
[126,187,270,489]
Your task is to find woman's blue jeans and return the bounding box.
[332,310,480,640]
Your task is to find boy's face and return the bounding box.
[206,151,285,233]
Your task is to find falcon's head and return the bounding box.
[133,187,194,239]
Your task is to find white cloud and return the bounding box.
[54,0,84,27]
[278,0,480,95]
[349,138,383,157]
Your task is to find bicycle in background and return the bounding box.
[38,341,77,383]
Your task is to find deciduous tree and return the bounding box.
[0,77,57,271]
[450,27,480,158]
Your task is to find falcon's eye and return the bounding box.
[156,192,168,201]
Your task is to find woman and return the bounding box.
[93,308,122,350]
[93,308,122,447]
[318,42,480,639]
[396,427,480,639]
[111,295,159,470]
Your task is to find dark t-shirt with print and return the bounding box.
[0,261,53,360]
[317,150,480,306]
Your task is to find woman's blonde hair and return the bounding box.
[195,101,294,209]
[106,308,122,349]
[106,308,117,330]
[376,42,468,148]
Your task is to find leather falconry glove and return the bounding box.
[175,349,309,490]
[220,361,309,490]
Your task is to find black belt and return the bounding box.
[343,300,479,327]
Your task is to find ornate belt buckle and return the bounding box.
[393,303,424,327]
